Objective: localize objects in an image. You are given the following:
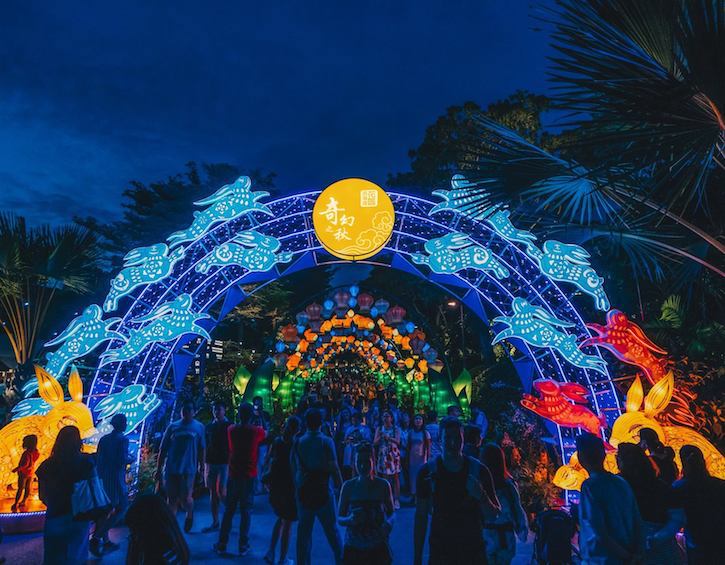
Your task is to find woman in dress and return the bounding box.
[338,442,395,564]
[481,443,528,565]
[264,416,301,565]
[406,414,430,497]
[36,425,98,565]
[373,410,401,509]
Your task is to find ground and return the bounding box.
[2,495,535,563]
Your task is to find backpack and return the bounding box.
[295,440,330,509]
[534,509,574,564]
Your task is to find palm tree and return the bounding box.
[0,213,101,370]
[439,0,723,317]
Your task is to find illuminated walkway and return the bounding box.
[3,495,535,563]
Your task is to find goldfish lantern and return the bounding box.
[400,336,411,350]
[273,353,288,369]
[398,360,407,370]
[310,359,317,368]
[296,311,310,326]
[357,293,374,312]
[374,298,390,315]
[349,285,360,297]
[404,358,415,369]
[334,290,350,309]
[301,370,309,378]
[281,324,299,343]
[382,361,390,371]
[418,359,428,373]
[297,339,309,353]
[424,347,438,362]
[320,320,333,333]
[306,302,322,321]
[386,305,406,325]
[414,371,424,382]
[275,341,286,353]
[304,329,318,342]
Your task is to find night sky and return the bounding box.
[1,1,553,225]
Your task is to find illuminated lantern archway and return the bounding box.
[15,176,627,502]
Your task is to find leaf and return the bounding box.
[644,371,674,417]
[659,295,684,328]
[626,376,644,413]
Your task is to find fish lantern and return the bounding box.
[424,347,438,362]
[310,359,318,368]
[358,293,374,312]
[323,299,334,311]
[275,342,286,353]
[349,285,360,297]
[404,358,415,369]
[281,324,299,342]
[370,307,379,318]
[414,371,424,382]
[386,305,406,325]
[348,297,357,308]
[297,339,309,353]
[400,336,411,350]
[418,359,428,373]
[296,311,310,326]
[273,353,288,369]
[405,321,416,334]
[303,329,318,342]
[306,302,322,321]
[320,320,333,333]
[334,290,350,309]
[374,298,389,315]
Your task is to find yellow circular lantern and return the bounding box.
[313,178,395,261]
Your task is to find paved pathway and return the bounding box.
[2,495,534,564]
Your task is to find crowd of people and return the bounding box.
[7,374,724,565]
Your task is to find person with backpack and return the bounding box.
[414,417,500,565]
[292,407,344,565]
[213,402,266,556]
[532,498,576,565]
[481,443,528,564]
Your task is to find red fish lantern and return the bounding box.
[374,298,390,315]
[281,324,299,343]
[334,290,351,309]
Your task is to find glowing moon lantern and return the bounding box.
[312,178,395,261]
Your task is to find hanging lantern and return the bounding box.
[349,284,360,297]
[308,319,322,332]
[373,298,390,315]
[348,297,357,308]
[410,335,425,354]
[424,347,438,362]
[385,305,406,325]
[357,293,374,312]
[275,341,286,353]
[306,302,322,321]
[296,311,310,326]
[281,324,299,342]
[370,306,379,318]
[334,290,351,309]
[405,321,416,334]
[296,324,306,335]
[323,299,334,311]
[273,352,288,369]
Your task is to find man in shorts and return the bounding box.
[156,401,206,533]
[203,401,230,532]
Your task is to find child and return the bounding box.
[11,434,39,512]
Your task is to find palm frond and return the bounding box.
[548,0,725,215]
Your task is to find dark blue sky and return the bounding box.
[1,1,554,225]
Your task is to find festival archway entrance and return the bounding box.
[8,176,633,508]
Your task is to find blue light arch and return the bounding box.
[88,190,621,489]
